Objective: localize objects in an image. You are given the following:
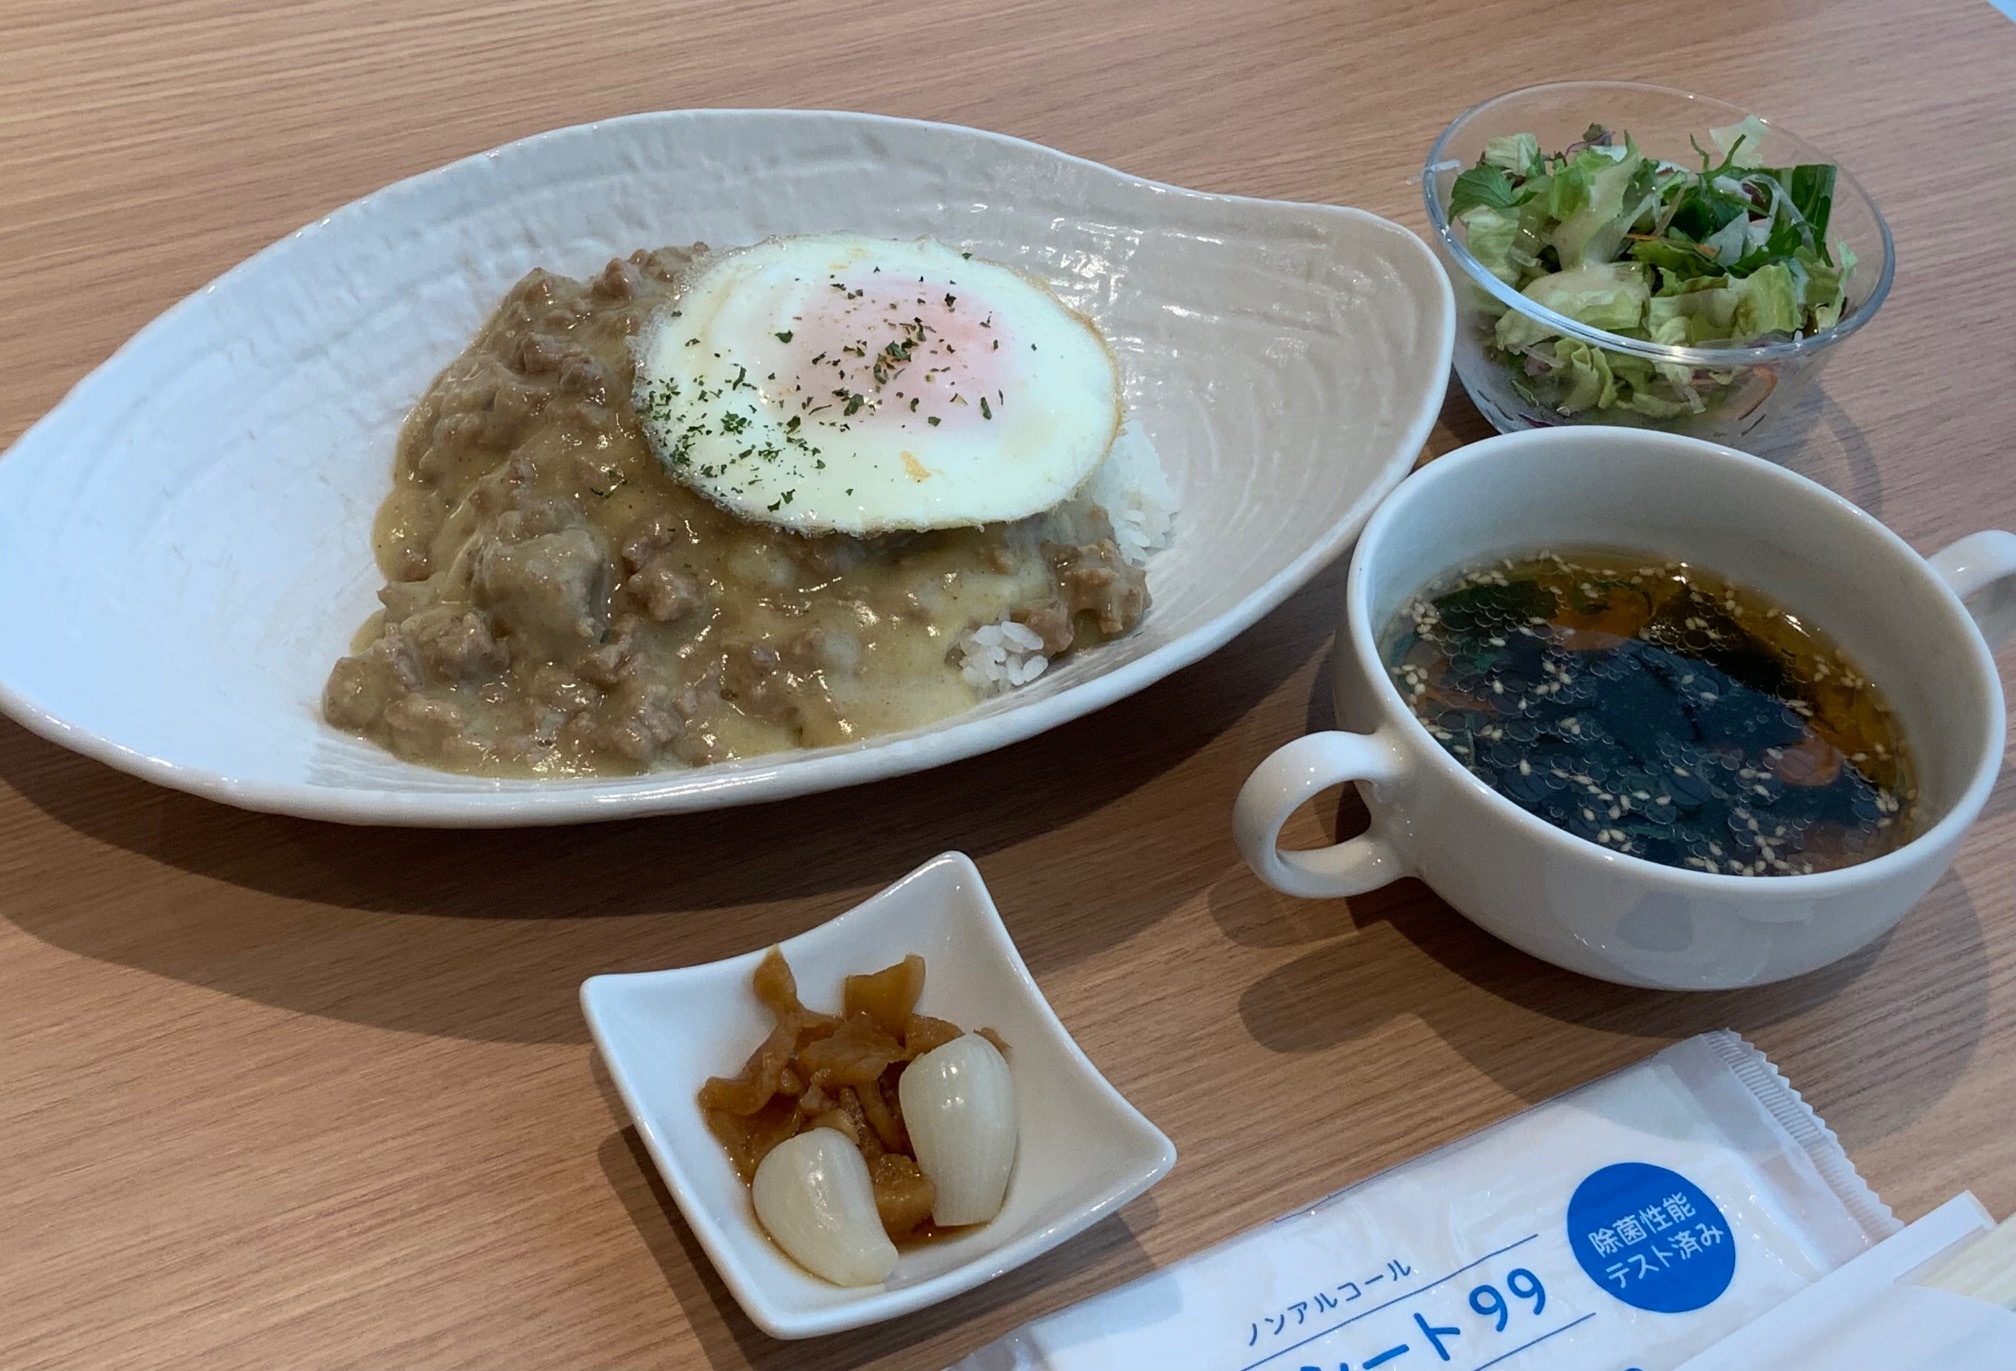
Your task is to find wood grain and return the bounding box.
[3,1,2015,1367]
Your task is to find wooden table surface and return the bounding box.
[5,1,2015,1366]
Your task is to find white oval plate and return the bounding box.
[0,110,1452,826]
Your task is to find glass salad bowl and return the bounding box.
[1423,81,1893,444]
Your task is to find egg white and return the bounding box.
[634,234,1121,535]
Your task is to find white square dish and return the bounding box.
[580,851,1176,1338]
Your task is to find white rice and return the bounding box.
[956,419,1177,696]
[1083,420,1180,570]
[959,619,1050,692]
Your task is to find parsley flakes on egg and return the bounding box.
[633,234,1121,535]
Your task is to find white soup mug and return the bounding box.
[1234,427,2015,989]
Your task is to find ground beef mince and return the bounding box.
[323,247,1148,777]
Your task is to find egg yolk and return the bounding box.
[767,273,1015,434]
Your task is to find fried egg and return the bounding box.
[634,234,1121,535]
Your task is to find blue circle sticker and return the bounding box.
[1566,1163,1735,1313]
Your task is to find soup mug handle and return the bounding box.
[1234,730,1412,898]
[1929,531,2016,650]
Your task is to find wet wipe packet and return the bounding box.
[951,1031,1897,1371]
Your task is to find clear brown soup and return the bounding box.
[322,247,1147,777]
[1384,549,1916,876]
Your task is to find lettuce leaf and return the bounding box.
[1525,261,1651,330]
[1647,281,1741,343]
[1700,213,1757,270]
[1459,204,1524,284]
[1536,158,1593,222]
[1497,261,1650,350]
[1495,310,1555,353]
[1630,390,1698,418]
[1465,283,1511,323]
[1729,261,1800,336]
[1604,348,1659,392]
[1806,243,1857,330]
[1725,211,1808,277]
[1449,165,1523,218]
[1549,144,1646,269]
[1630,236,1723,283]
[1642,317,1700,385]
[1709,115,1770,170]
[1648,313,1692,347]
[1481,133,1543,179]
[1656,271,1731,300]
[1790,245,1847,318]
[1643,262,1801,343]
[1551,339,1619,412]
[1751,164,1837,241]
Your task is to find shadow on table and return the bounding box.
[0,553,1343,1044]
[1427,368,1883,515]
[1425,383,1498,458]
[597,1126,1157,1370]
[1711,388,1887,515]
[1979,764,2016,824]
[1221,861,1988,1149]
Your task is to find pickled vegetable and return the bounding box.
[699,947,1012,1248]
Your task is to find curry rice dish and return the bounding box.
[322,239,1175,777]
